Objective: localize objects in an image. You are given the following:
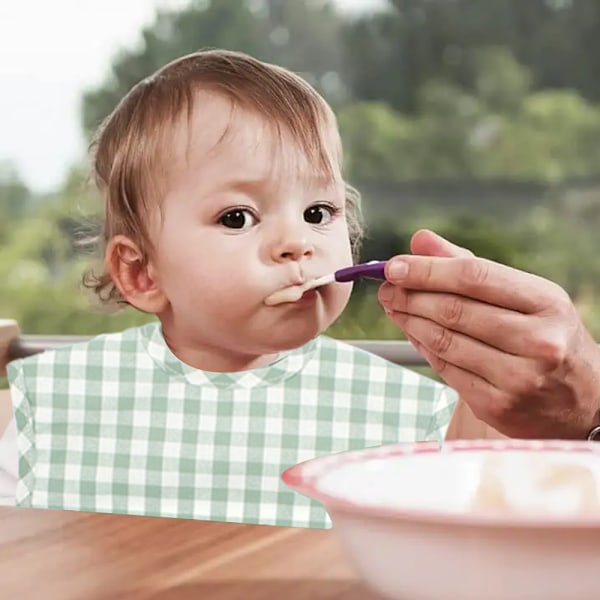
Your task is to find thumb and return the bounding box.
[410,229,474,258]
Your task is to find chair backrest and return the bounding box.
[0,320,20,436]
[0,320,20,377]
[0,389,11,437]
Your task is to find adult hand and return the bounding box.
[378,229,600,439]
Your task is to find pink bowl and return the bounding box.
[282,439,600,600]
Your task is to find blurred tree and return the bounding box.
[473,90,600,182]
[473,46,532,115]
[341,48,600,183]
[6,0,600,344]
[338,102,417,181]
[0,162,32,221]
[81,0,600,185]
[82,0,345,134]
[344,0,600,113]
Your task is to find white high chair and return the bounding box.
[0,320,20,438]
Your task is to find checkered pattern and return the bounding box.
[7,322,457,528]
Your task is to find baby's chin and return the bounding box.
[260,325,326,353]
[254,314,334,353]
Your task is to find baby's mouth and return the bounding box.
[264,284,308,307]
[264,278,324,306]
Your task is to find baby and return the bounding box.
[0,50,457,528]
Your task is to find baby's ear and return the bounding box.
[106,235,168,314]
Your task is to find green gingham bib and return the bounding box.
[7,322,457,528]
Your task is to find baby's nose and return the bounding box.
[275,237,314,261]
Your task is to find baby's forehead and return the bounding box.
[169,92,342,191]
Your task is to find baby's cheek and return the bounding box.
[327,282,353,319]
[209,271,266,312]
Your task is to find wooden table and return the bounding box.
[0,507,383,599]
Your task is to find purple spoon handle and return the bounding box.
[334,260,387,283]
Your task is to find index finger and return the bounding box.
[384,255,562,314]
[410,228,474,258]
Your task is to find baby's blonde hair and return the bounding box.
[84,49,364,306]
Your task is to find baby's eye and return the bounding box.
[304,204,338,225]
[219,209,257,230]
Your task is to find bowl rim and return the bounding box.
[281,439,600,528]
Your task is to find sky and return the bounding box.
[0,0,383,194]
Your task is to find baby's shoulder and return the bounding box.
[8,323,155,378]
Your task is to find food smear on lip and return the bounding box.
[264,276,326,306]
[472,454,600,515]
[264,285,306,306]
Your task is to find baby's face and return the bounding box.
[150,93,353,370]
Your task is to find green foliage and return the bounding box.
[473,47,532,114]
[5,0,600,344]
[338,102,417,181]
[82,0,345,134]
[340,49,600,184]
[0,162,33,224]
[347,0,600,112]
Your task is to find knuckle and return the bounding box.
[536,279,573,315]
[549,280,570,300]
[507,369,546,398]
[487,387,520,422]
[458,258,490,289]
[430,325,454,355]
[415,258,434,287]
[395,288,410,312]
[470,388,508,424]
[533,335,567,369]
[482,397,507,424]
[439,296,465,328]
[551,286,574,316]
[428,352,448,374]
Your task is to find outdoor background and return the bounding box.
[2,0,600,342]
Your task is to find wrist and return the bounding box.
[587,424,600,441]
[574,330,600,440]
[586,405,600,440]
[581,394,600,440]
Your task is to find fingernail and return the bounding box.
[378,283,394,304]
[388,259,408,281]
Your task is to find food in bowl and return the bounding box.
[282,440,600,600]
[472,453,600,514]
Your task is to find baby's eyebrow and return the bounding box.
[226,178,272,195]
[220,175,341,196]
[201,178,269,200]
